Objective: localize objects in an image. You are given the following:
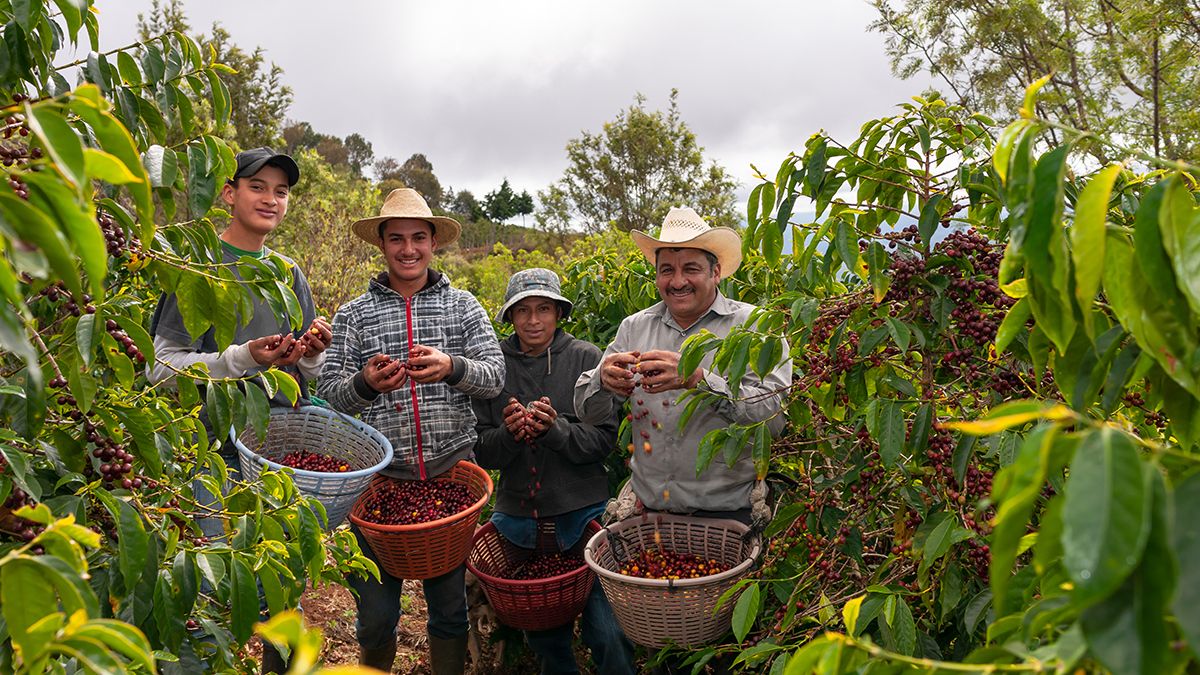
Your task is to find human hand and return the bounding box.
[599,351,640,397]
[248,333,305,367]
[503,398,529,441]
[407,344,453,383]
[525,396,557,438]
[636,349,703,394]
[363,353,408,393]
[300,316,332,355]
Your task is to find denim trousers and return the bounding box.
[525,583,635,675]
[348,523,469,649]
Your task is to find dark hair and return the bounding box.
[378,218,435,241]
[655,247,718,269]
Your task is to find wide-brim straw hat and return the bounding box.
[351,188,462,247]
[496,268,573,323]
[630,206,742,278]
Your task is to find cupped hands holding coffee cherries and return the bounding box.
[248,317,332,366]
[502,396,557,443]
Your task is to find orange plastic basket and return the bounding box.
[467,520,599,631]
[349,461,493,580]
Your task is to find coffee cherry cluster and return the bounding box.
[91,432,140,489]
[504,552,585,580]
[358,479,474,525]
[97,210,129,258]
[617,549,728,580]
[1,485,37,542]
[105,319,145,364]
[278,449,350,473]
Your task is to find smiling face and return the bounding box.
[655,247,721,329]
[221,164,290,239]
[509,296,562,355]
[379,218,437,295]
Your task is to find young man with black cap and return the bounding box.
[149,147,331,393]
[319,188,505,674]
[148,148,331,674]
[473,267,634,675]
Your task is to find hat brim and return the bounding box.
[352,215,462,248]
[496,290,573,323]
[631,227,743,279]
[238,154,300,186]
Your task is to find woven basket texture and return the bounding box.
[234,406,393,530]
[467,520,599,631]
[584,514,760,647]
[349,461,492,580]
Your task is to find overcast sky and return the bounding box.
[94,1,935,209]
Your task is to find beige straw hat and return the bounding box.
[630,206,742,278]
[351,188,462,246]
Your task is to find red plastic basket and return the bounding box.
[349,461,493,580]
[466,520,599,631]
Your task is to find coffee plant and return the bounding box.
[0,2,375,673]
[566,84,1200,673]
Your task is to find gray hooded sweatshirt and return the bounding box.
[473,329,618,518]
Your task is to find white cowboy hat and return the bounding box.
[350,188,462,247]
[630,206,742,278]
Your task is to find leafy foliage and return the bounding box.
[0,3,374,672]
[870,0,1200,159]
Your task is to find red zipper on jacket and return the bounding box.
[403,295,427,480]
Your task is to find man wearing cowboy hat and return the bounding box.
[574,206,791,523]
[473,268,635,675]
[319,188,505,673]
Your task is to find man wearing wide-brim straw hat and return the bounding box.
[319,188,505,674]
[574,206,792,525]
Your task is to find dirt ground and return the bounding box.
[262,581,553,673]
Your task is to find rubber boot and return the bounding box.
[261,642,288,674]
[359,641,397,671]
[429,634,468,675]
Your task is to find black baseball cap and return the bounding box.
[231,147,300,186]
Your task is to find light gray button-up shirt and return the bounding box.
[574,292,791,512]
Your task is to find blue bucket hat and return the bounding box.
[496,268,573,323]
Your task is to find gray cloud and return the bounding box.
[96,0,934,205]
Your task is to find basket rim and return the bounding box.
[467,520,599,588]
[348,461,493,532]
[583,515,762,589]
[232,405,395,480]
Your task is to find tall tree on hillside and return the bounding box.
[869,0,1200,159]
[137,1,293,149]
[344,133,375,177]
[537,89,738,234]
[450,189,486,221]
[377,154,444,208]
[483,179,519,223]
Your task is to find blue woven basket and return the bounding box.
[234,406,393,530]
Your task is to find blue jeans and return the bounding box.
[348,523,469,649]
[525,583,635,675]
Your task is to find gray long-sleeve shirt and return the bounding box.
[574,292,792,512]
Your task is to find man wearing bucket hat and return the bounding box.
[319,188,504,673]
[473,268,635,675]
[574,206,791,524]
[147,147,332,674]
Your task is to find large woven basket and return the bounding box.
[467,520,599,631]
[234,406,393,530]
[584,514,761,647]
[349,461,492,580]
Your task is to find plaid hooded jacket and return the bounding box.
[319,271,505,480]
